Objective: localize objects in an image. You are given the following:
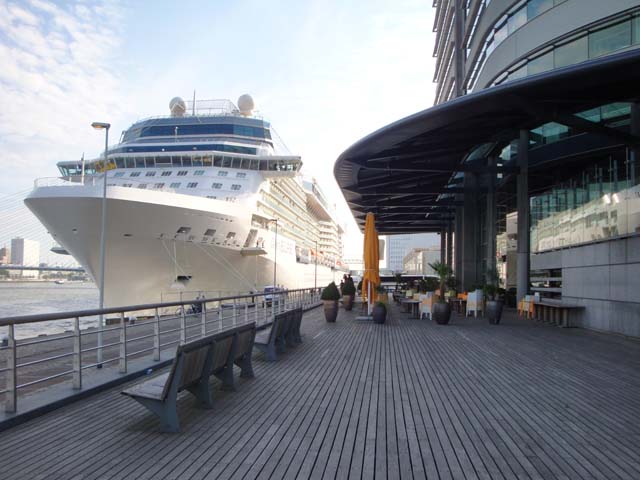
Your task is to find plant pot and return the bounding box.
[343,295,354,311]
[323,300,338,322]
[432,302,451,325]
[486,300,504,324]
[372,304,387,324]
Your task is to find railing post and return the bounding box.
[180,305,186,344]
[73,317,82,389]
[233,298,237,327]
[244,302,248,325]
[218,303,223,330]
[153,308,160,361]
[5,324,16,413]
[201,301,207,337]
[119,312,127,373]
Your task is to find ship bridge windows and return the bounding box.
[114,172,125,177]
[194,170,205,176]
[161,171,172,176]
[212,183,223,189]
[231,184,241,191]
[187,182,198,188]
[236,172,247,178]
[145,171,156,177]
[218,171,228,177]
[130,172,141,177]
[138,184,147,189]
[177,171,188,176]
[154,183,165,189]
[126,123,271,141]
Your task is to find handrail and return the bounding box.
[0,287,316,326]
[0,287,322,414]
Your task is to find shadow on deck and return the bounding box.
[1,303,639,479]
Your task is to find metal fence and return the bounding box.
[0,288,321,413]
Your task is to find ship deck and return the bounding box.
[1,303,640,479]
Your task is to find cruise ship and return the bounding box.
[25,95,346,307]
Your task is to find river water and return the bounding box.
[0,282,99,339]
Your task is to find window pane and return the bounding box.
[527,51,553,75]
[527,0,553,20]
[589,21,631,58]
[634,15,640,44]
[554,36,587,68]
[508,7,526,35]
[494,21,508,46]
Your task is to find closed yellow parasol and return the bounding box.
[362,212,380,313]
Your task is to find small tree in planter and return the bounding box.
[342,277,356,311]
[484,267,503,324]
[321,281,341,322]
[428,261,453,324]
[372,301,387,324]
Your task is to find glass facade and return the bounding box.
[495,13,640,86]
[530,151,640,253]
[466,0,568,92]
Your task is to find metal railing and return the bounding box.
[0,287,322,413]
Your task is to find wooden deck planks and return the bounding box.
[0,304,639,479]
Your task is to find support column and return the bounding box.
[462,173,478,291]
[486,156,497,281]
[630,103,639,183]
[446,221,453,268]
[453,0,466,98]
[440,230,446,264]
[454,201,463,286]
[517,130,530,304]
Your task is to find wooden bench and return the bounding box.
[254,309,303,361]
[122,323,256,432]
[534,301,584,328]
[288,307,303,345]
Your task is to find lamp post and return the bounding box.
[267,218,278,288]
[92,121,110,367]
[314,239,318,290]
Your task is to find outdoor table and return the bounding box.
[449,298,466,314]
[401,299,420,318]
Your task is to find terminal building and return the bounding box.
[335,1,640,337]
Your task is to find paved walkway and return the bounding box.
[1,303,639,479]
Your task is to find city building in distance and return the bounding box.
[10,238,40,278]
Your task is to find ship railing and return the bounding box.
[0,287,322,414]
[33,176,100,188]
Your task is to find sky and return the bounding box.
[0,0,437,262]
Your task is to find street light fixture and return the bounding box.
[268,218,278,288]
[92,121,110,367]
[314,239,318,290]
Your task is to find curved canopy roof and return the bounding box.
[334,49,640,234]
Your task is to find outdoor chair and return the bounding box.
[466,290,484,317]
[419,292,435,320]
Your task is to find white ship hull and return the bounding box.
[26,185,341,307]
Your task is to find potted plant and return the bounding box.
[429,261,453,325]
[372,301,387,324]
[342,277,356,311]
[321,281,341,322]
[484,267,504,324]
